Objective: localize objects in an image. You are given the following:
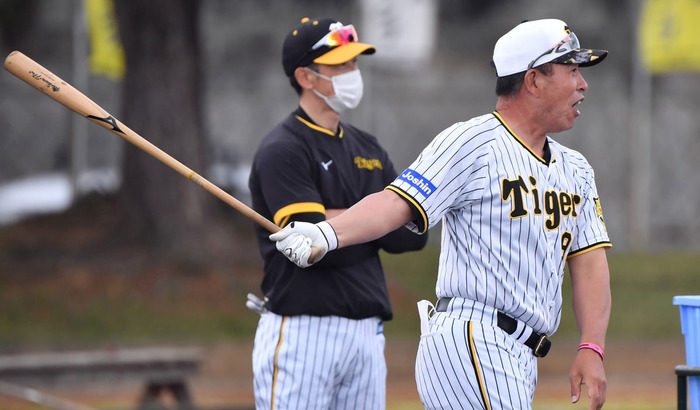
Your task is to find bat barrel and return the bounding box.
[4,50,281,234]
[4,51,109,120]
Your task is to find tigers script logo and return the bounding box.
[354,156,383,171]
[501,175,581,231]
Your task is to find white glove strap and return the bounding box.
[417,300,435,336]
[317,221,338,251]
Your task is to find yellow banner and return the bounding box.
[640,0,700,73]
[85,0,125,80]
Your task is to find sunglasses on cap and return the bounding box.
[527,30,580,70]
[311,23,358,51]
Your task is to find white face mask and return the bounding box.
[306,68,364,113]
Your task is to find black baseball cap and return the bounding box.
[282,17,376,77]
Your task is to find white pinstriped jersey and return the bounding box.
[388,111,611,335]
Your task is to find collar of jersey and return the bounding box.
[294,111,344,139]
[492,111,554,165]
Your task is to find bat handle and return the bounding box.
[308,246,323,264]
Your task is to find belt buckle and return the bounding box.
[533,335,551,358]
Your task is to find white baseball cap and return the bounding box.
[492,19,608,77]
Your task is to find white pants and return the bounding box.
[415,304,538,409]
[253,313,386,410]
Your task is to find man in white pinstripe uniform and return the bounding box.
[271,19,612,409]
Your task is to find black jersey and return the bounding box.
[249,108,425,320]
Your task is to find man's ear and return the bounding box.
[294,67,315,90]
[523,69,541,96]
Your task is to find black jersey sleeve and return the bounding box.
[375,224,428,253]
[253,136,325,227]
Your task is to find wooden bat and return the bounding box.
[4,50,280,234]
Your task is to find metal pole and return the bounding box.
[628,0,652,250]
[71,0,89,197]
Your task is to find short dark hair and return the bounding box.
[289,63,319,95]
[290,76,302,95]
[495,63,553,97]
[495,71,526,97]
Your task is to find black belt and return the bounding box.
[434,298,551,358]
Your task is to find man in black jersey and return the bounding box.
[247,17,427,409]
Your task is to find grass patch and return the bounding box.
[0,270,260,349]
[0,242,697,347]
[380,245,700,341]
[561,250,700,340]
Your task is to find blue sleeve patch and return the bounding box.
[398,169,436,198]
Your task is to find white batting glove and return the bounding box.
[269,221,338,268]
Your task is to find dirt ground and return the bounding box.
[190,338,687,409]
[0,338,686,409]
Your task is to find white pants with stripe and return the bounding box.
[253,313,386,410]
[415,306,538,410]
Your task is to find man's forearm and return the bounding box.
[568,248,611,346]
[328,189,414,249]
[325,208,346,219]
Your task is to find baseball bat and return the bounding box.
[4,50,280,234]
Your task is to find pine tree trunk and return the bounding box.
[114,0,210,255]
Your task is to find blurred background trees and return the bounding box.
[113,0,212,256]
[5,0,699,253]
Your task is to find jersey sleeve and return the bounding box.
[388,118,492,233]
[568,162,612,257]
[253,138,325,227]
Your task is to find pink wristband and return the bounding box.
[578,342,605,360]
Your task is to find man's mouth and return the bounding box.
[573,99,583,116]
